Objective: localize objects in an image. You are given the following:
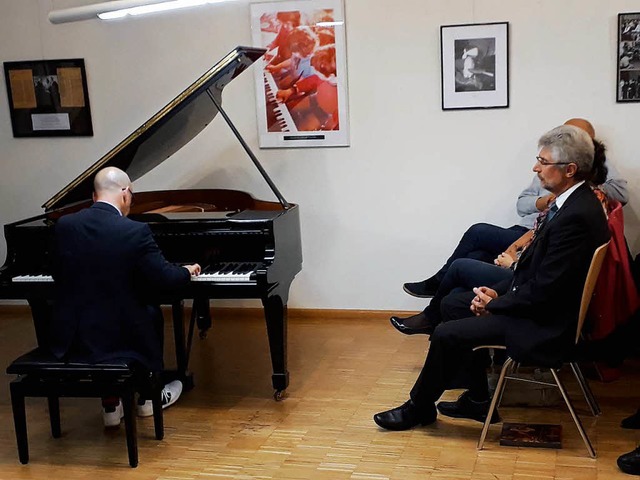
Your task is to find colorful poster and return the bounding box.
[250,0,349,148]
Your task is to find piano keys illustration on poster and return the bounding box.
[250,0,350,148]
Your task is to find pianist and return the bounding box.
[49,166,201,427]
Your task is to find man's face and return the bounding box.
[533,146,572,194]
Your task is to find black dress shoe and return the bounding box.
[437,391,501,424]
[373,399,437,431]
[403,276,440,298]
[390,312,437,335]
[622,409,640,429]
[618,446,640,475]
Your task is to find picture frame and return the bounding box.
[3,58,93,137]
[617,12,640,103]
[250,0,349,148]
[440,22,509,111]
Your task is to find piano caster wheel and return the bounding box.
[273,390,286,401]
[199,330,208,340]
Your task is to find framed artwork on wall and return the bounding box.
[3,58,93,137]
[440,22,509,111]
[250,0,349,148]
[617,12,640,103]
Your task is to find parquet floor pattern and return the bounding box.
[0,306,637,479]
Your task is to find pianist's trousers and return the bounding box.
[409,293,511,409]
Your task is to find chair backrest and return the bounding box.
[575,241,610,344]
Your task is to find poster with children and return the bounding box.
[250,0,349,148]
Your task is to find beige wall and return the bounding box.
[0,0,638,310]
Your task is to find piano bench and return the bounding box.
[6,348,164,468]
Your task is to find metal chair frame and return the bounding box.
[476,241,610,458]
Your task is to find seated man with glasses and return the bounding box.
[49,166,201,427]
[393,118,626,335]
[374,124,610,431]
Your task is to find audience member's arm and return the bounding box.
[600,161,629,205]
[499,230,535,266]
[517,176,552,217]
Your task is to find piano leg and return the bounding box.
[27,298,53,349]
[262,294,289,400]
[194,297,211,339]
[170,301,194,390]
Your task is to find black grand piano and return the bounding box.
[0,47,302,399]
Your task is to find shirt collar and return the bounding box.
[95,200,123,216]
[554,180,585,210]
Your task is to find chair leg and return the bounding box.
[549,368,596,458]
[47,396,61,438]
[478,357,513,450]
[9,381,29,464]
[122,392,138,468]
[569,362,601,416]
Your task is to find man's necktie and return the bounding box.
[546,202,559,222]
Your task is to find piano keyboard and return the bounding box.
[263,71,297,133]
[193,262,258,283]
[12,274,53,283]
[12,263,259,284]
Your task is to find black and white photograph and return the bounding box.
[454,38,496,92]
[441,22,508,110]
[617,12,640,102]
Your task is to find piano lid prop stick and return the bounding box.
[205,88,290,209]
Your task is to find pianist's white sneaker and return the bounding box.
[137,380,183,417]
[102,401,124,428]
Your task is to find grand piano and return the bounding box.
[0,46,302,399]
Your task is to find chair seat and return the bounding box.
[6,348,134,376]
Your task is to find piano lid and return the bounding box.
[43,46,266,212]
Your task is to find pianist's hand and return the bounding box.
[184,264,201,276]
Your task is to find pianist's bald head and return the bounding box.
[93,167,134,216]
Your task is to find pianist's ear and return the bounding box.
[92,191,97,203]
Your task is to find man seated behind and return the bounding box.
[374,124,610,431]
[49,166,201,427]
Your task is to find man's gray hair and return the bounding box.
[538,124,594,174]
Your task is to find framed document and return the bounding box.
[3,58,93,137]
[440,22,509,110]
[250,0,350,148]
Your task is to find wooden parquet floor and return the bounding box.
[0,306,638,479]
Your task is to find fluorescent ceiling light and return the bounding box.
[49,0,233,24]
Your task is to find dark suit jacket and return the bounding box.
[50,202,190,370]
[487,182,610,366]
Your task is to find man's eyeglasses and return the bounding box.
[121,186,134,204]
[535,156,573,167]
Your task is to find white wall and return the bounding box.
[0,0,638,311]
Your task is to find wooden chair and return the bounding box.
[6,348,165,468]
[476,241,610,458]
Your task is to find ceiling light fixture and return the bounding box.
[49,0,233,24]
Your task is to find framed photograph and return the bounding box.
[617,12,640,103]
[250,0,349,148]
[440,22,509,110]
[3,58,93,137]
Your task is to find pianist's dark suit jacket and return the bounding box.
[50,201,190,370]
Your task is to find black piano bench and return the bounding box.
[6,348,164,468]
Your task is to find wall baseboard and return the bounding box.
[0,303,418,321]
